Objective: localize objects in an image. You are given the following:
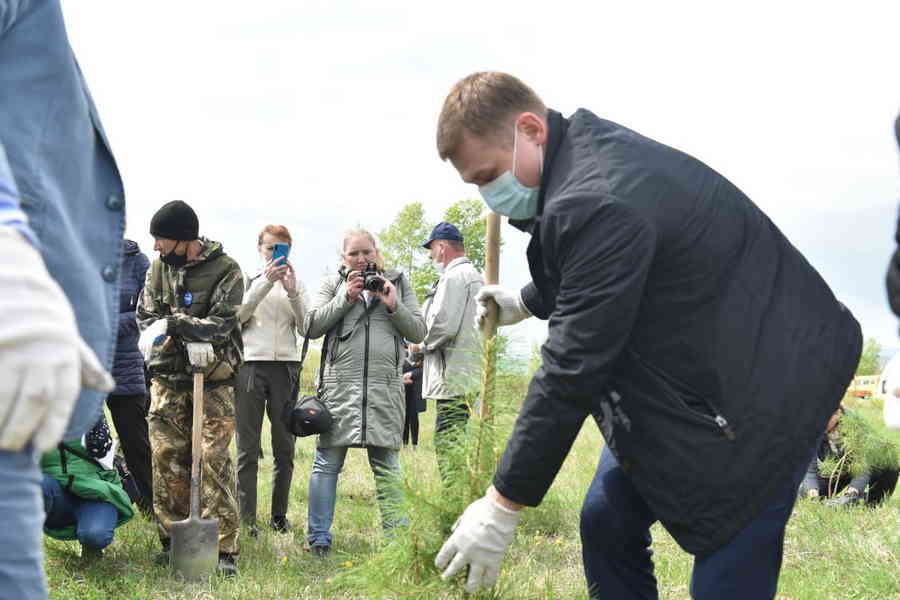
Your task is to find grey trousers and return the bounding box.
[235,361,299,523]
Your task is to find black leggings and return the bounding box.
[402,393,420,446]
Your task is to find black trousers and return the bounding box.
[402,393,420,446]
[817,469,900,506]
[235,361,298,523]
[106,393,153,511]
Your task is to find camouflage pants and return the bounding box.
[149,380,240,555]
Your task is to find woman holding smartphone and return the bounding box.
[304,228,425,557]
[235,224,307,536]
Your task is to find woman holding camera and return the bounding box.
[235,225,307,536]
[304,228,425,557]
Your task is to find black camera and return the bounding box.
[362,262,384,293]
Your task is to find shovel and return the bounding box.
[170,370,219,581]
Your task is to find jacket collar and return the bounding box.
[443,256,471,272]
[509,108,567,234]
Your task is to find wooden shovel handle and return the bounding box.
[189,370,204,518]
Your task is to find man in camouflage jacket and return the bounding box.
[137,200,244,576]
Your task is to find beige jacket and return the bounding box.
[238,272,308,362]
[421,257,483,399]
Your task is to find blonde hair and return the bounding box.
[341,228,384,271]
[436,71,547,161]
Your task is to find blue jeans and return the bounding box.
[307,446,404,547]
[41,475,117,551]
[580,447,803,600]
[0,448,45,600]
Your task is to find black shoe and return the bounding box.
[311,544,331,559]
[245,522,260,538]
[217,553,238,578]
[154,540,171,566]
[81,546,103,561]
[270,515,290,533]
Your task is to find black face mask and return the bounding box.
[160,242,188,267]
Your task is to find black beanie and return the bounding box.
[150,200,199,241]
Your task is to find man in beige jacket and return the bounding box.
[412,222,483,482]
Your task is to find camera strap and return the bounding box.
[299,314,328,396]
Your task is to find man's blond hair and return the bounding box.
[436,71,546,161]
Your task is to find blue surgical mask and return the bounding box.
[478,125,542,219]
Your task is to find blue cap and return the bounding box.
[422,222,464,248]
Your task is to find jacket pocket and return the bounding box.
[629,349,736,441]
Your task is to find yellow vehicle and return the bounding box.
[847,375,879,399]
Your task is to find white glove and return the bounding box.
[475,285,532,331]
[138,319,169,360]
[0,228,115,453]
[882,357,900,430]
[435,491,523,594]
[186,342,215,368]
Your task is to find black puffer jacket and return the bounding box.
[111,240,150,396]
[494,109,862,556]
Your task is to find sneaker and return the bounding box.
[270,515,290,533]
[311,544,331,559]
[217,553,238,578]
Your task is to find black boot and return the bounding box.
[153,539,171,566]
[217,553,238,578]
[270,515,290,533]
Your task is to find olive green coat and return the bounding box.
[305,269,426,449]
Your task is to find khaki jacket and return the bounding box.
[305,268,425,449]
[238,272,308,362]
[137,238,244,390]
[421,257,483,399]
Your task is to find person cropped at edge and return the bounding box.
[40,416,134,559]
[235,224,308,537]
[883,113,900,431]
[402,347,425,448]
[431,72,862,599]
[106,239,153,512]
[303,228,426,558]
[137,200,244,577]
[0,2,122,597]
[799,406,899,507]
[409,221,483,481]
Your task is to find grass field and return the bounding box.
[43,398,900,599]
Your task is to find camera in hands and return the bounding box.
[362,262,384,293]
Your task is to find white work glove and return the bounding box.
[475,285,532,331]
[186,342,215,368]
[882,357,900,430]
[138,319,169,360]
[0,228,115,453]
[435,492,523,594]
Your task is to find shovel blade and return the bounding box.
[170,516,219,581]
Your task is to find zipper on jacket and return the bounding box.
[361,313,370,446]
[713,414,736,441]
[632,349,736,442]
[394,336,400,369]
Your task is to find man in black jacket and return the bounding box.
[432,72,862,599]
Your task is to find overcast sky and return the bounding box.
[61,1,900,355]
